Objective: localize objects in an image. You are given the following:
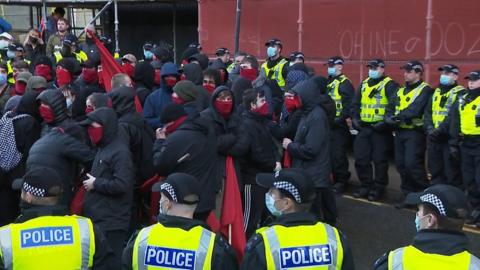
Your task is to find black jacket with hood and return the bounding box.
[288,80,331,188]
[36,89,72,136]
[183,63,210,110]
[26,121,95,206]
[201,86,242,190]
[82,107,135,232]
[152,111,219,213]
[134,61,155,107]
[108,86,155,183]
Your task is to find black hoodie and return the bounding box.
[200,86,242,190]
[183,63,203,85]
[134,61,155,106]
[288,80,331,188]
[152,111,219,213]
[82,107,135,232]
[108,86,155,183]
[36,89,70,135]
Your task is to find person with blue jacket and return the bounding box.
[143,62,179,129]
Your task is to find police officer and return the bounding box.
[424,64,464,187]
[142,42,154,62]
[53,33,88,65]
[449,70,480,227]
[241,168,355,270]
[374,184,480,270]
[351,59,398,201]
[6,42,30,84]
[0,167,115,269]
[326,56,355,194]
[122,173,238,270]
[210,47,231,70]
[387,60,433,207]
[261,38,288,90]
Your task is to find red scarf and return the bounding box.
[166,115,188,135]
[214,100,233,118]
[252,102,269,116]
[35,65,52,81]
[240,68,258,81]
[56,68,72,87]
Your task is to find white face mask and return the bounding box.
[66,97,73,109]
[0,40,9,50]
[159,198,168,215]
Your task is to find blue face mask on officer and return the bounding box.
[439,74,453,86]
[368,69,381,79]
[144,49,154,60]
[265,192,288,217]
[0,73,7,85]
[267,46,277,58]
[328,67,337,76]
[7,50,16,59]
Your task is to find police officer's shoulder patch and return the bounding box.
[245,234,263,251]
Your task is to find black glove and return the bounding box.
[352,118,362,130]
[449,146,460,162]
[385,116,399,126]
[427,129,442,142]
[372,121,388,132]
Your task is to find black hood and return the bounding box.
[85,107,118,145]
[180,47,199,62]
[231,77,253,106]
[108,86,135,115]
[183,63,203,85]
[37,89,68,124]
[134,61,155,90]
[292,80,322,113]
[178,111,210,136]
[16,90,40,120]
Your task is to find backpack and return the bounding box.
[0,111,31,172]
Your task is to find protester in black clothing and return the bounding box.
[230,88,279,237]
[152,103,219,221]
[134,61,155,106]
[0,91,41,226]
[80,107,135,265]
[282,79,336,225]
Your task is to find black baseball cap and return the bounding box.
[265,38,283,48]
[188,42,202,50]
[405,184,470,219]
[152,173,200,205]
[289,51,305,62]
[256,168,315,204]
[438,64,459,75]
[8,42,24,52]
[366,59,385,68]
[216,47,230,56]
[401,60,424,72]
[63,34,78,46]
[326,56,344,66]
[12,167,63,197]
[143,42,154,51]
[465,70,480,81]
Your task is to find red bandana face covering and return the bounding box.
[240,68,258,82]
[56,68,72,87]
[82,68,98,84]
[87,125,104,145]
[122,63,135,78]
[165,115,188,135]
[203,83,216,94]
[214,99,233,118]
[39,104,55,123]
[35,65,52,81]
[252,101,269,116]
[171,94,184,105]
[85,105,94,114]
[165,77,178,88]
[285,95,302,113]
[15,81,27,95]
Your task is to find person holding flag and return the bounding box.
[241,169,355,270]
[121,173,238,270]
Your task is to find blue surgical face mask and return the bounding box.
[440,74,453,86]
[0,73,7,85]
[368,69,381,79]
[267,47,277,58]
[6,50,16,59]
[144,50,154,60]
[265,193,282,216]
[328,67,337,76]
[0,40,9,50]
[415,213,428,232]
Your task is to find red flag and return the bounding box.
[283,150,291,168]
[88,30,143,113]
[220,156,246,261]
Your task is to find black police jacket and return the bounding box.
[241,212,355,270]
[121,214,239,270]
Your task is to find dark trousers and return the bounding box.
[243,183,267,238]
[354,127,390,189]
[105,230,129,268]
[331,127,351,184]
[310,187,337,226]
[395,129,429,192]
[427,139,462,188]
[460,147,480,210]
